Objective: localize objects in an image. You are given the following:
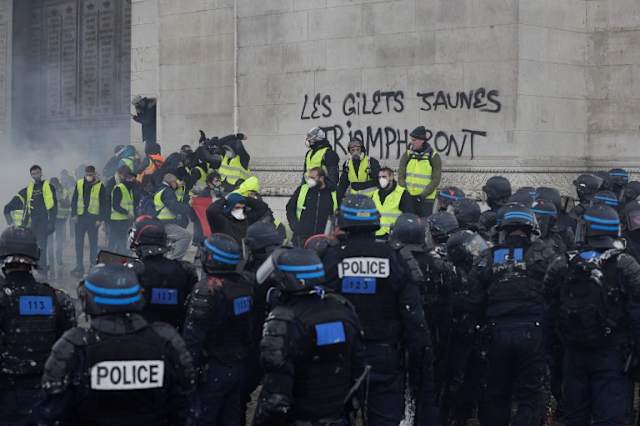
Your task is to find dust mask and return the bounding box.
[306,178,317,188]
[231,208,245,220]
[379,177,389,189]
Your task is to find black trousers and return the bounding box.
[75,216,99,269]
[412,196,434,218]
[30,219,49,271]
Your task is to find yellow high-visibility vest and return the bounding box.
[11,194,25,226]
[110,183,134,221]
[295,184,337,221]
[219,156,251,186]
[75,179,102,216]
[304,147,329,177]
[405,154,437,199]
[347,156,375,196]
[24,180,55,223]
[372,185,405,236]
[154,188,177,221]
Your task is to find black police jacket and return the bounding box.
[0,271,75,388]
[40,314,196,425]
[183,272,255,367]
[254,291,364,425]
[138,255,198,331]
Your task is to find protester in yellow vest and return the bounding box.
[372,167,416,238]
[337,139,380,201]
[3,165,58,274]
[110,169,138,254]
[398,126,443,217]
[286,167,338,247]
[70,165,108,277]
[218,134,251,192]
[302,127,339,190]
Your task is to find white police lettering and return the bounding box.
[90,360,165,390]
[338,257,390,278]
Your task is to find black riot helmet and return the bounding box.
[592,190,621,209]
[496,203,539,234]
[623,200,640,234]
[435,186,466,212]
[337,194,380,233]
[452,198,481,230]
[78,263,145,316]
[128,216,168,258]
[427,212,459,244]
[575,204,621,249]
[622,181,640,205]
[608,168,629,192]
[509,188,537,207]
[244,221,284,254]
[535,187,562,212]
[446,230,489,268]
[256,248,326,293]
[594,171,612,191]
[0,226,40,268]
[482,176,512,209]
[201,233,242,274]
[573,174,603,203]
[531,198,558,238]
[389,213,433,249]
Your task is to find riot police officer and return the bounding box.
[452,198,483,234]
[322,194,437,425]
[129,216,198,331]
[427,211,460,245]
[41,263,196,425]
[478,175,512,231]
[569,174,603,224]
[388,214,448,418]
[472,203,556,426]
[545,204,640,425]
[608,168,629,198]
[242,221,285,399]
[444,230,488,425]
[531,198,568,254]
[182,233,254,426]
[253,248,365,425]
[0,227,75,425]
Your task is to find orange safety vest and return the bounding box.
[137,154,165,182]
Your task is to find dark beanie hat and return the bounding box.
[225,193,246,213]
[410,126,428,141]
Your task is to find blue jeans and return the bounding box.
[562,346,630,426]
[197,359,248,426]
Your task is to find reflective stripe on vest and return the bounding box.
[75,179,102,216]
[24,181,55,223]
[11,194,25,226]
[372,185,405,236]
[219,156,251,185]
[111,184,134,221]
[347,156,375,196]
[405,155,436,199]
[154,188,176,221]
[304,147,329,177]
[296,184,338,221]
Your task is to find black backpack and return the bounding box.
[557,249,624,348]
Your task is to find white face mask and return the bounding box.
[231,208,246,220]
[305,139,311,148]
[379,177,389,188]
[224,148,236,159]
[306,178,317,188]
